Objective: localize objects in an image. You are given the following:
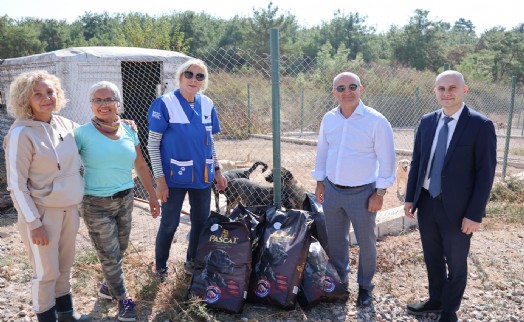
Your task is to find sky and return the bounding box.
[2,0,522,35]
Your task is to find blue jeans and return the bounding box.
[155,186,211,271]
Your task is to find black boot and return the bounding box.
[36,306,57,322]
[55,293,92,322]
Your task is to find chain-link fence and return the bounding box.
[1,46,524,256]
[191,48,524,215]
[1,47,524,207]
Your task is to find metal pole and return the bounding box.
[502,76,517,180]
[247,83,251,135]
[415,86,420,138]
[270,28,282,207]
[516,93,521,130]
[300,88,304,134]
[520,94,524,136]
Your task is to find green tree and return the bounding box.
[459,27,524,83]
[312,42,351,84]
[174,11,224,53]
[121,13,172,49]
[39,19,72,52]
[242,2,300,55]
[0,16,45,58]
[217,16,249,50]
[77,12,124,45]
[387,9,447,71]
[315,11,376,62]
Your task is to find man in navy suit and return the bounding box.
[404,70,497,322]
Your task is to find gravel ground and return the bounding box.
[1,202,523,322]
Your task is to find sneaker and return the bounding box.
[406,299,442,315]
[118,298,136,322]
[155,267,169,282]
[98,281,115,300]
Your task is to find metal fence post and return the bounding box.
[247,82,251,135]
[270,28,282,207]
[502,76,517,180]
[300,88,304,134]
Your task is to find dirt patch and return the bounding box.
[1,203,523,321]
[214,137,406,212]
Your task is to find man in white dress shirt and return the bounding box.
[312,72,396,307]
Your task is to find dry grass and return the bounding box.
[1,176,524,321]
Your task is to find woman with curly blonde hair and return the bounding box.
[4,70,90,322]
[7,70,67,119]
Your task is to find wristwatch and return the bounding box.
[375,188,387,196]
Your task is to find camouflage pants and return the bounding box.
[81,191,134,299]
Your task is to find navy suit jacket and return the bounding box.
[405,105,497,224]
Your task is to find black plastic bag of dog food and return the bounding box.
[297,238,348,309]
[189,212,252,313]
[302,192,329,254]
[229,204,276,254]
[248,209,313,309]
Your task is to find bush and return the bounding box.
[489,176,524,203]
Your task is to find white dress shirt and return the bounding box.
[312,100,396,189]
[422,104,464,190]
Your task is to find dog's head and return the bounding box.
[264,167,294,184]
[204,249,235,273]
[398,159,410,172]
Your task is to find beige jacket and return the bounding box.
[4,115,84,230]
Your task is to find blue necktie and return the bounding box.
[428,116,452,198]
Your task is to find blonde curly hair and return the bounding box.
[8,70,67,119]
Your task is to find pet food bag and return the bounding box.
[302,192,329,254]
[189,212,252,313]
[298,238,348,309]
[229,204,276,253]
[248,209,313,309]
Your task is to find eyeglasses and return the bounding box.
[183,71,206,81]
[335,84,359,92]
[91,98,118,105]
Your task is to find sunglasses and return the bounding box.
[335,84,359,92]
[91,98,118,105]
[183,70,206,81]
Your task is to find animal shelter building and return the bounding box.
[0,46,191,194]
[0,46,190,123]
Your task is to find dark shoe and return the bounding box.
[356,286,373,307]
[155,267,169,282]
[118,298,136,322]
[406,299,442,315]
[56,293,91,322]
[98,281,115,300]
[438,312,458,322]
[36,306,57,322]
[57,311,91,322]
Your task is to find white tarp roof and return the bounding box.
[0,46,189,66]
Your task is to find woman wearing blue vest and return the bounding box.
[147,59,228,280]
